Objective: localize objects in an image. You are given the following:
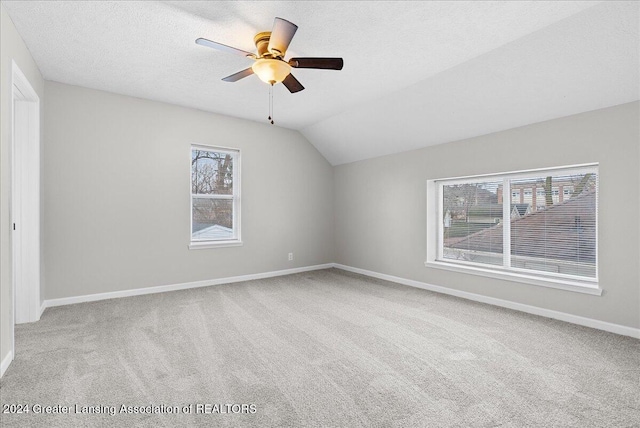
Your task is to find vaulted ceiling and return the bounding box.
[3,1,639,165]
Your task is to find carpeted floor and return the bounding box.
[0,268,638,427]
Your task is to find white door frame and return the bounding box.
[10,60,41,360]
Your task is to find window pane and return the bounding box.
[511,189,520,203]
[191,149,233,195]
[192,198,234,240]
[442,181,504,266]
[510,172,597,278]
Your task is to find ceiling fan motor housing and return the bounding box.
[254,32,274,58]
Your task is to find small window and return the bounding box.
[427,164,599,292]
[511,189,520,202]
[190,145,241,248]
[535,187,546,211]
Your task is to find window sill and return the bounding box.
[189,241,243,250]
[424,260,602,296]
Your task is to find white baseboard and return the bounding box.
[43,264,334,310]
[0,350,13,378]
[333,264,640,339]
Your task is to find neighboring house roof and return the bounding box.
[192,224,233,240]
[451,191,595,262]
[512,204,530,217]
[474,188,500,205]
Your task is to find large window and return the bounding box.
[426,164,599,293]
[190,145,241,248]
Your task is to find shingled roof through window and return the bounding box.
[449,191,596,263]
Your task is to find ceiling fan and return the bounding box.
[196,17,343,94]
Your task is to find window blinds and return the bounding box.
[439,165,598,282]
[510,171,597,278]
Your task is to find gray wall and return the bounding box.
[43,81,334,300]
[0,4,45,369]
[334,102,640,329]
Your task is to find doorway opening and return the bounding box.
[10,60,41,361]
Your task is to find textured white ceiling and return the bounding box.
[3,1,638,165]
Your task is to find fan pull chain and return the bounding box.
[268,83,275,125]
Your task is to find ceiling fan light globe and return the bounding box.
[251,59,292,84]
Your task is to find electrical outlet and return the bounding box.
[288,252,294,261]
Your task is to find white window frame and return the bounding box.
[189,144,242,249]
[426,163,600,295]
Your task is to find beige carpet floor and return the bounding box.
[0,268,638,427]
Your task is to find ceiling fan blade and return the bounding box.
[222,68,254,82]
[289,57,344,70]
[196,38,255,58]
[282,73,305,93]
[267,17,298,57]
